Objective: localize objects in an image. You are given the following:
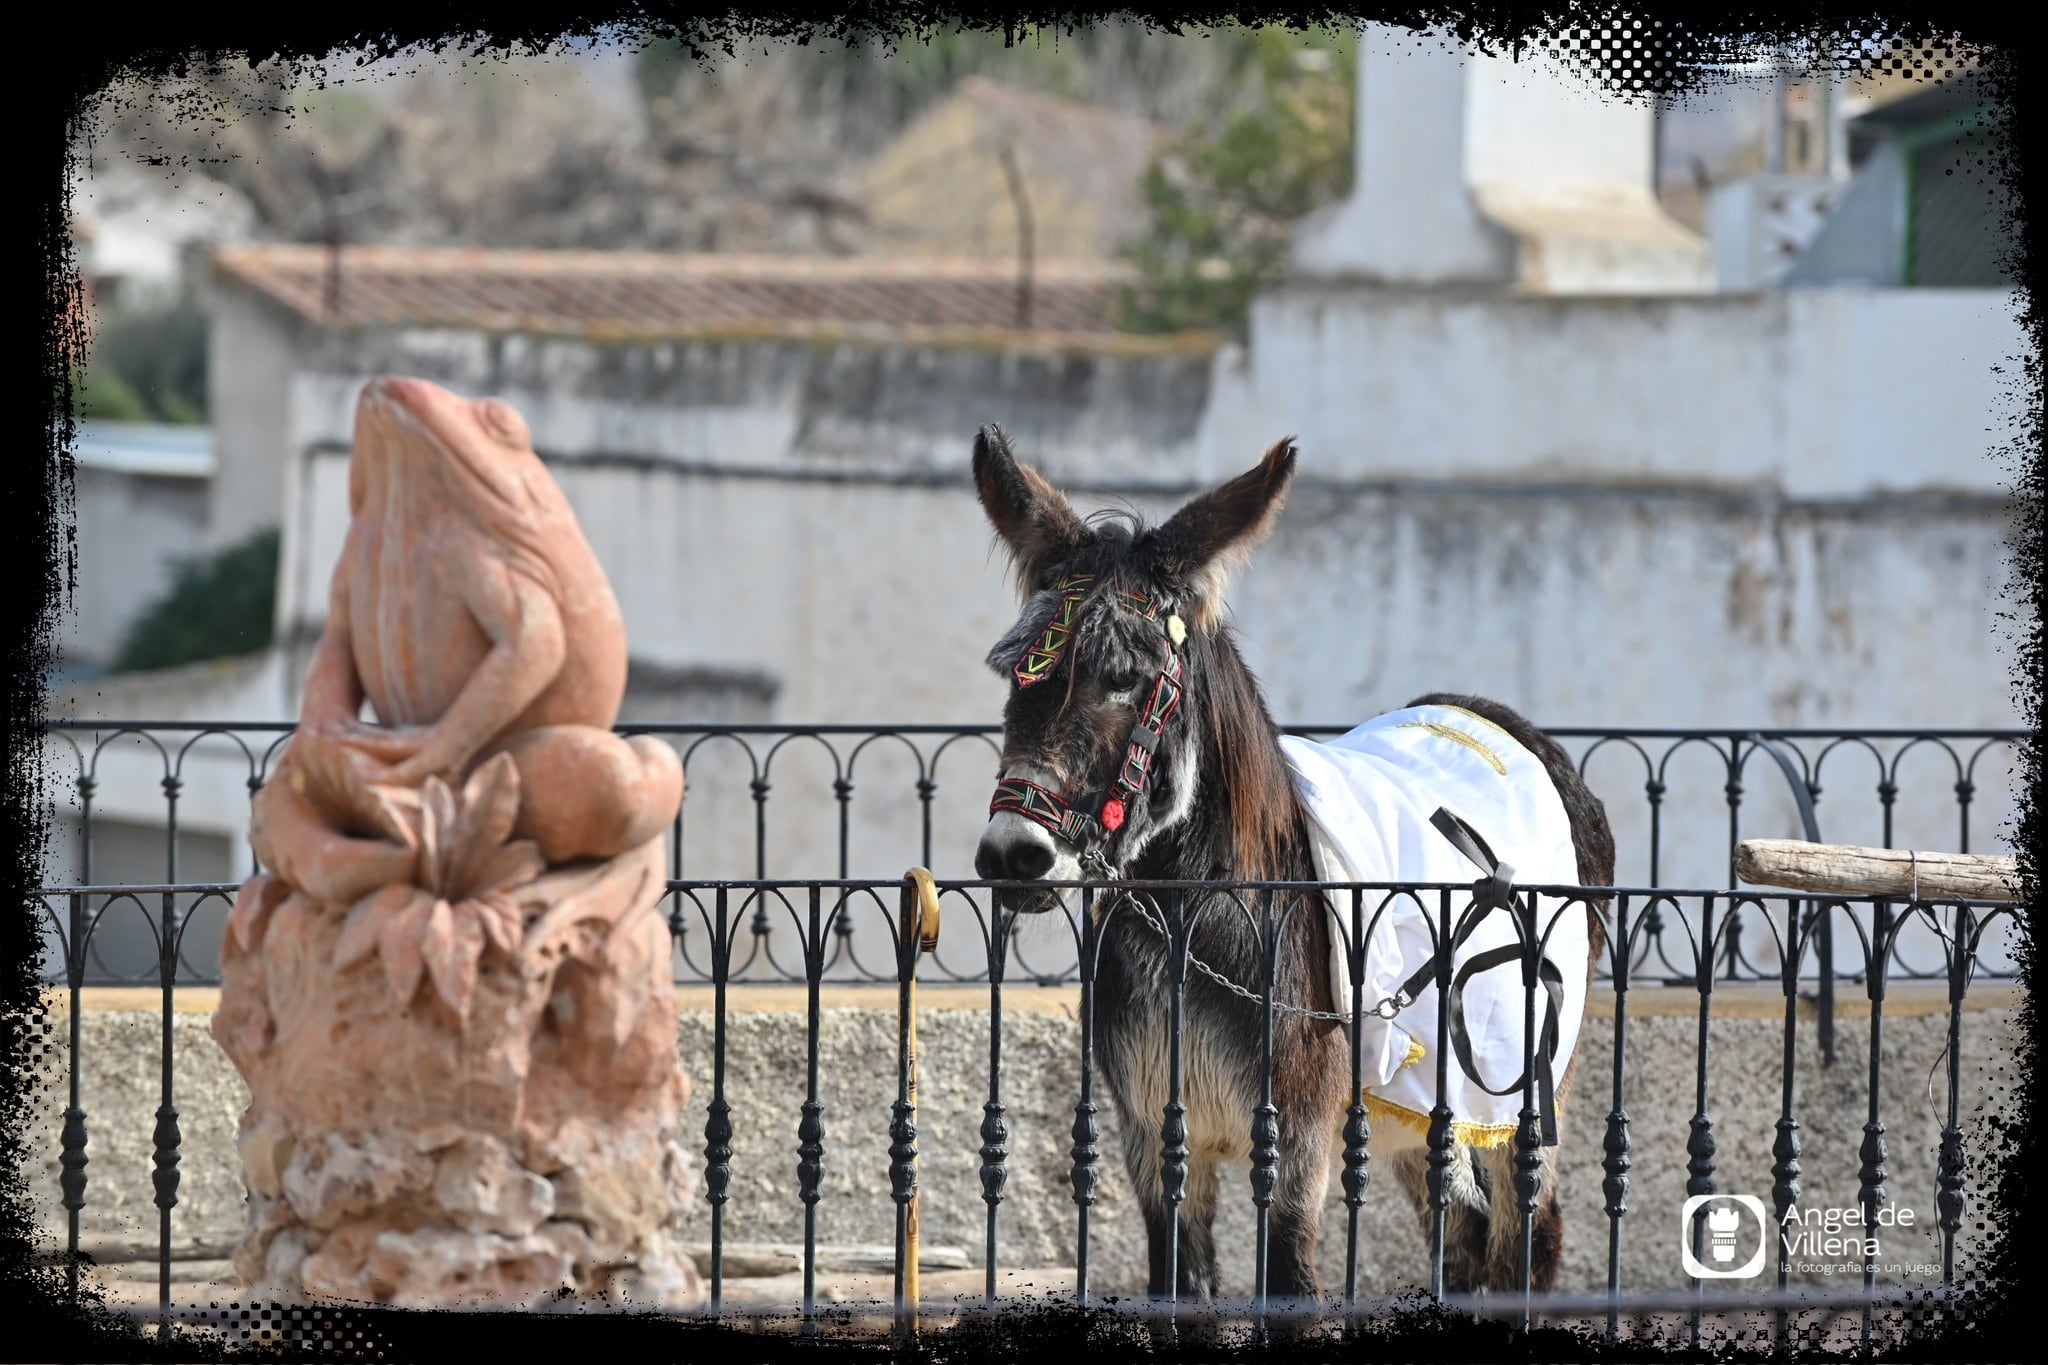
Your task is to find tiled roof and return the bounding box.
[212,243,1131,337]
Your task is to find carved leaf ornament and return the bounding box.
[229,738,546,1022]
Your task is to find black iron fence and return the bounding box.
[34,872,2018,1352]
[35,722,2028,991]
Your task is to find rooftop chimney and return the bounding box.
[1292,23,1712,293]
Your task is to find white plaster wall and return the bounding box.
[270,446,2019,732]
[1291,24,1709,292]
[1199,286,2027,497]
[1291,27,1514,285]
[272,334,1220,495]
[277,447,1022,728]
[1464,46,1657,195]
[204,286,300,550]
[258,287,2028,507]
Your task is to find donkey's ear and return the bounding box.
[972,423,1093,593]
[1145,438,1297,627]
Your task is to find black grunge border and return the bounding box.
[7,4,2039,1361]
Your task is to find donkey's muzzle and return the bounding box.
[975,823,1071,914]
[975,834,1056,883]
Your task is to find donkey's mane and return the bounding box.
[1184,621,1308,882]
[1092,504,1306,882]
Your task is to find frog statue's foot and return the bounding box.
[248,730,420,909]
[256,723,685,875]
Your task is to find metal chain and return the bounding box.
[1077,851,1406,1023]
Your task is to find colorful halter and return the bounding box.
[990,573,1186,848]
[1012,574,1095,687]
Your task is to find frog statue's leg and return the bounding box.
[484,726,684,864]
[368,556,568,789]
[249,555,421,907]
[352,552,681,865]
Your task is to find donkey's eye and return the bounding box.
[1099,670,1143,698]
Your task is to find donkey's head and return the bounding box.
[971,423,1298,911]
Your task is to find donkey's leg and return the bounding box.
[1530,1184,1567,1292]
[1129,1152,1225,1354]
[1117,1095,1221,1301]
[1475,1129,1566,1292]
[1264,1112,1335,1302]
[1391,1143,1492,1293]
[1177,1154,1224,1300]
[1244,1105,1337,1346]
[1119,1120,1175,1300]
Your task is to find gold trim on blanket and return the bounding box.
[1439,705,1518,745]
[1395,721,1508,776]
[1361,1089,1523,1148]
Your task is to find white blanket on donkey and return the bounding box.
[1277,704,1589,1147]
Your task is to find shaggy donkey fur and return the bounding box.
[969,425,1613,1309]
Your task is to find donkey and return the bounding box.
[968,425,1614,1307]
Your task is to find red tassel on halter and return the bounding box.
[1100,798,1126,832]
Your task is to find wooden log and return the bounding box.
[1735,840,2019,900]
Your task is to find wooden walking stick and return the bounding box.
[897,868,942,1348]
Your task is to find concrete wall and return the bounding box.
[1200,285,2025,498]
[204,284,301,551]
[30,984,2023,1300]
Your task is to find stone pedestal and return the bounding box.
[213,755,698,1309]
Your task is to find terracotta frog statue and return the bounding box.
[251,375,683,906]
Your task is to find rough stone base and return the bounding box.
[205,838,700,1310]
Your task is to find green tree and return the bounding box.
[1117,26,1356,337]
[72,362,152,422]
[113,529,278,673]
